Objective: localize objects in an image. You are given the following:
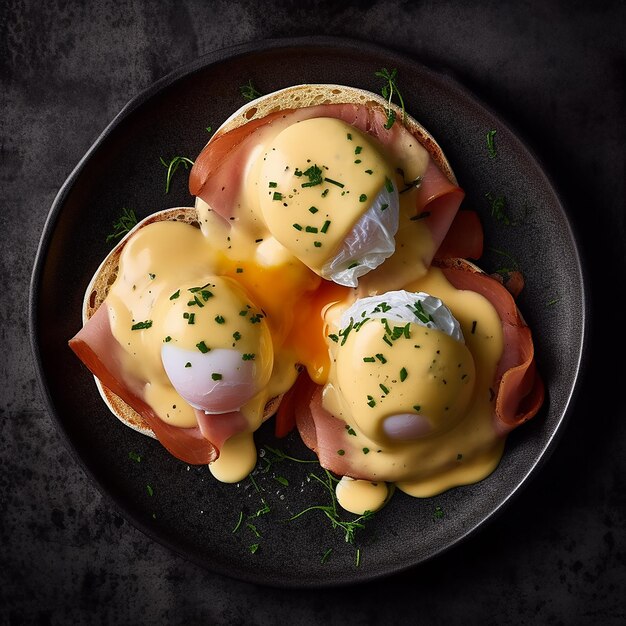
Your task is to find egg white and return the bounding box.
[161,345,257,414]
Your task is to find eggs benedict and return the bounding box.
[69,83,543,512]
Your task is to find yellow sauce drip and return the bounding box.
[209,432,257,483]
[335,477,389,515]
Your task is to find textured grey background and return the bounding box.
[2,1,625,624]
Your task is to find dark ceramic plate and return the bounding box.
[30,37,586,587]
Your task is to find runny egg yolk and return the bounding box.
[258,117,400,286]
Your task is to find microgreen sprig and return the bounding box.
[375,67,406,129]
[159,156,195,194]
[106,207,138,242]
[287,469,374,544]
[240,79,263,102]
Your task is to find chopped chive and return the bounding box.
[187,313,195,325]
[413,405,421,411]
[169,290,180,300]
[359,194,367,202]
[242,353,255,361]
[249,543,259,554]
[384,177,394,193]
[345,425,357,436]
[215,315,225,324]
[185,362,191,368]
[328,333,339,343]
[273,192,283,201]
[367,395,376,408]
[309,206,318,213]
[383,335,393,347]
[164,336,171,342]
[400,367,408,382]
[355,146,363,155]
[314,241,322,247]
[211,373,222,381]
[148,273,156,280]
[348,262,359,269]
[321,548,333,564]
[128,451,141,463]
[471,320,477,334]
[380,203,389,211]
[337,449,345,456]
[321,189,329,197]
[146,484,153,497]
[293,223,303,231]
[486,129,497,159]
[268,181,278,188]
[131,320,152,330]
[321,220,331,233]
[196,341,210,354]
[375,353,387,364]
[362,448,370,455]
[379,384,389,395]
[236,267,244,273]
[363,356,376,363]
[346,133,352,140]
[233,331,241,341]
[305,226,318,233]
[324,177,344,188]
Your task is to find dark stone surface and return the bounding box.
[1,1,624,624]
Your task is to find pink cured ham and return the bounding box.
[69,303,246,464]
[189,103,465,261]
[295,263,544,477]
[438,263,544,436]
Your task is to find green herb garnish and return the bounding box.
[375,67,405,129]
[131,320,152,330]
[159,156,195,194]
[106,207,138,243]
[240,79,262,101]
[196,341,210,354]
[486,129,497,158]
[301,164,324,188]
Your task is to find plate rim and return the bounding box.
[29,35,589,588]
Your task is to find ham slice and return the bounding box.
[70,303,220,465]
[295,263,544,475]
[438,263,544,436]
[435,210,484,261]
[189,104,465,254]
